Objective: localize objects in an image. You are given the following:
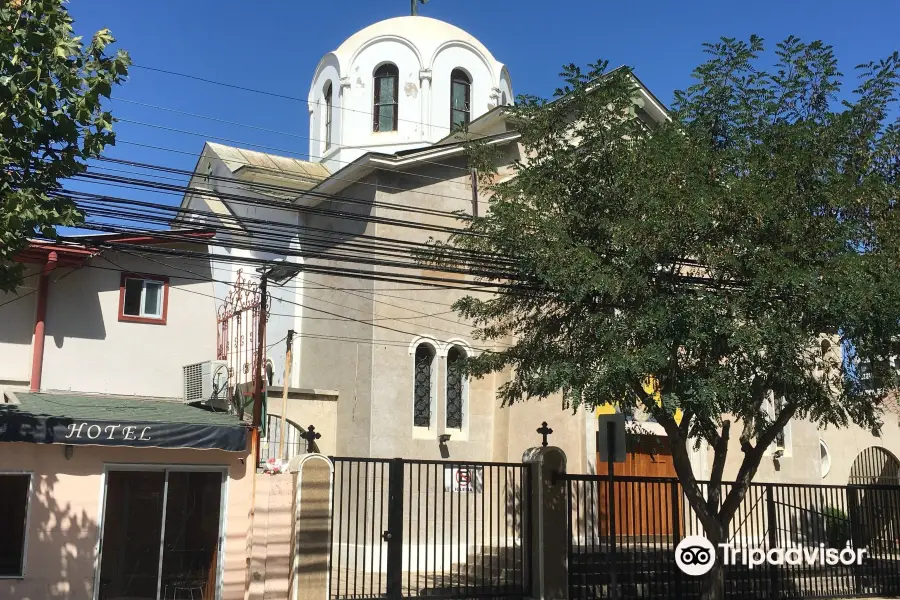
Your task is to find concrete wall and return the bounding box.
[266,391,339,458]
[0,267,40,385]
[299,178,378,457]
[711,411,900,486]
[0,442,251,600]
[0,250,218,399]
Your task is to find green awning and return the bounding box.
[0,392,248,451]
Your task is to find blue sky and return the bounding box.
[65,0,900,214]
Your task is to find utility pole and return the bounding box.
[246,271,268,596]
[251,274,268,432]
[278,329,295,458]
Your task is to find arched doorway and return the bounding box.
[849,446,900,485]
[848,447,900,554]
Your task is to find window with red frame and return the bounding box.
[119,274,169,324]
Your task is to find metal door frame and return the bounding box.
[92,464,229,600]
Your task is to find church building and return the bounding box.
[175,14,900,489]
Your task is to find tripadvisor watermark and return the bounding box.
[675,535,867,577]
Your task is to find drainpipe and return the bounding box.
[30,251,58,392]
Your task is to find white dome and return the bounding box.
[332,17,503,78]
[308,16,513,171]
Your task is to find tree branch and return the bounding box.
[706,420,731,514]
[719,401,798,522]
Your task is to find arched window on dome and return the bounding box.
[450,69,471,130]
[374,64,399,132]
[323,81,333,152]
[501,91,508,106]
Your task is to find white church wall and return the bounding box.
[345,39,425,149]
[310,17,512,171]
[499,66,513,106]
[308,54,342,163]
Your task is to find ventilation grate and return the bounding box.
[183,362,203,402]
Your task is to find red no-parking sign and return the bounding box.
[444,466,483,492]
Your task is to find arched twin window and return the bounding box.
[374,64,399,132]
[450,69,471,130]
[413,343,435,427]
[445,345,467,429]
[323,81,333,151]
[412,342,468,430]
[372,65,473,134]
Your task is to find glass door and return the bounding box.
[97,469,224,600]
[98,471,166,599]
[160,471,223,600]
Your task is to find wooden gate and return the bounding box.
[595,434,681,537]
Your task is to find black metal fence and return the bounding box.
[566,474,900,600]
[329,457,531,600]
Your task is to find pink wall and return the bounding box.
[0,442,251,600]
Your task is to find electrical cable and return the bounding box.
[130,63,510,139]
[97,250,506,352]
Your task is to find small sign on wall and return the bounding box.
[444,466,483,493]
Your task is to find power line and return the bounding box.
[64,191,514,274]
[66,232,526,292]
[90,245,500,301]
[75,223,515,283]
[71,171,474,238]
[111,96,492,179]
[89,159,472,218]
[69,194,492,265]
[115,117,479,191]
[100,248,504,352]
[130,63,509,138]
[70,187,507,263]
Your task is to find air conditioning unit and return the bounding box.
[183,360,229,410]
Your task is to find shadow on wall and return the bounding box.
[0,286,39,345]
[2,467,98,599]
[45,266,110,348]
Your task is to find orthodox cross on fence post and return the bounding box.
[300,425,321,453]
[410,0,429,15]
[537,422,553,447]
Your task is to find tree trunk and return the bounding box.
[702,523,726,600]
[703,559,726,600]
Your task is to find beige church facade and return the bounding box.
[175,15,900,489]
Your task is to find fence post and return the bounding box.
[765,484,779,597]
[523,446,568,600]
[289,454,334,600]
[847,486,863,596]
[385,458,405,600]
[671,481,682,598]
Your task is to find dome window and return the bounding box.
[373,64,399,132]
[323,81,333,152]
[450,69,471,130]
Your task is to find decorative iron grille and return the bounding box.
[446,346,464,429]
[414,345,433,427]
[849,446,900,485]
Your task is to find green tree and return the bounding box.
[0,0,129,291]
[436,37,900,598]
